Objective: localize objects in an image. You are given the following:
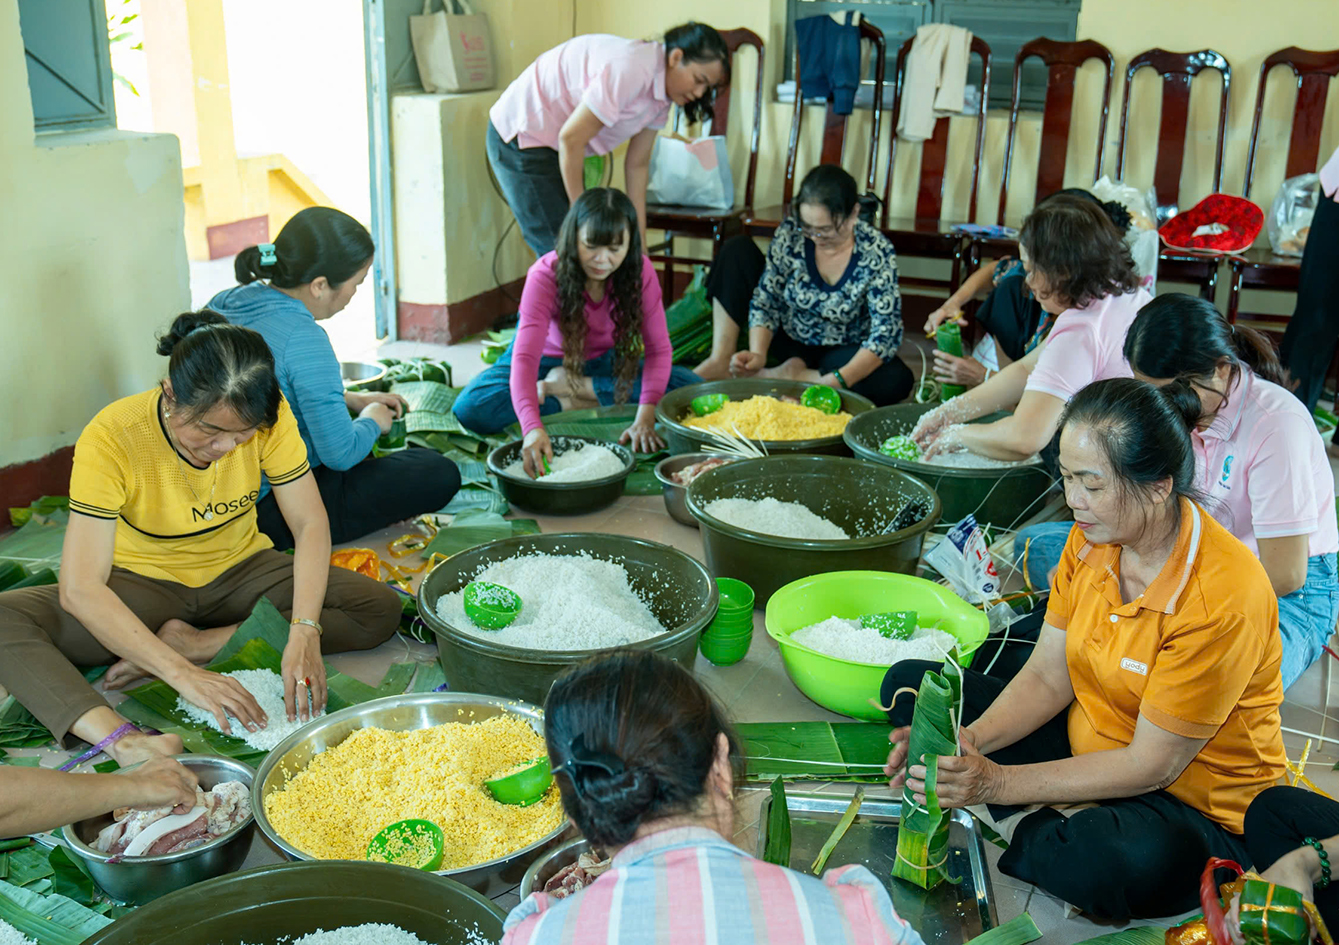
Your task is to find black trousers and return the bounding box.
[1279,190,1339,412]
[706,234,914,406]
[1245,785,1339,931]
[882,657,1251,921]
[976,271,1044,363]
[256,449,460,551]
[486,121,570,258]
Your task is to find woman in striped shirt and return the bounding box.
[502,650,924,945]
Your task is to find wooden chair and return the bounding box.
[1226,47,1339,333]
[743,18,886,236]
[879,35,991,297]
[964,38,1115,272]
[1116,49,1231,301]
[646,28,765,301]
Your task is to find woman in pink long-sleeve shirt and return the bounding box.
[453,188,701,476]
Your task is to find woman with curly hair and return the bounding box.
[913,195,1150,461]
[454,188,700,475]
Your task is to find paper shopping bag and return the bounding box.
[410,0,495,93]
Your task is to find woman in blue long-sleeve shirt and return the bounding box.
[208,208,459,549]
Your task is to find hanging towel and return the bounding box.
[794,12,863,116]
[897,24,973,142]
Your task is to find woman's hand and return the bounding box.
[933,351,988,387]
[620,419,664,454]
[124,756,200,812]
[924,305,965,337]
[730,350,766,377]
[910,405,953,449]
[172,668,267,736]
[347,391,406,417]
[884,725,912,791]
[905,729,1000,808]
[522,428,554,479]
[358,402,396,435]
[281,624,326,722]
[922,424,967,460]
[1226,847,1319,945]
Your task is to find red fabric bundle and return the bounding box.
[1159,194,1264,254]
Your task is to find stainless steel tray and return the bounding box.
[756,792,997,943]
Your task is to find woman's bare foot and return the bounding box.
[104,619,212,690]
[760,357,818,382]
[107,731,184,767]
[693,355,733,381]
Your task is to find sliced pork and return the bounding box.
[93,780,252,856]
[543,849,611,900]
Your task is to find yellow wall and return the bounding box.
[0,0,189,467]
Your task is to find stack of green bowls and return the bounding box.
[699,577,755,666]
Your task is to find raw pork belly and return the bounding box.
[94,780,250,856]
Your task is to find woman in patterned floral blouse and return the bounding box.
[695,165,912,405]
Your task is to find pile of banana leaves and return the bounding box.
[665,266,712,366]
[0,843,120,942]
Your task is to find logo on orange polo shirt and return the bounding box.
[1119,657,1148,676]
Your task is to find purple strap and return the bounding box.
[59,722,138,771]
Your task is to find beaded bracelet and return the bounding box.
[1305,836,1331,888]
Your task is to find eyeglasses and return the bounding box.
[797,216,850,242]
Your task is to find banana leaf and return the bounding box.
[419,514,540,559]
[893,659,962,889]
[8,496,70,529]
[0,845,53,888]
[456,459,490,486]
[410,660,448,693]
[964,913,1042,945]
[0,749,41,766]
[762,776,791,866]
[0,516,67,573]
[812,788,864,874]
[443,487,510,516]
[380,357,452,387]
[1071,931,1166,945]
[738,721,893,781]
[0,879,112,945]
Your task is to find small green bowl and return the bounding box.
[706,612,754,635]
[800,385,842,415]
[700,633,751,666]
[463,581,522,630]
[485,757,553,806]
[365,818,445,871]
[690,393,730,416]
[714,577,755,613]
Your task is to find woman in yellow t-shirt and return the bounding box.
[0,312,402,767]
[882,378,1285,921]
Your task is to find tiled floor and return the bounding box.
[13,333,1339,942]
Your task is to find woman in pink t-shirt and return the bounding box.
[913,196,1147,461]
[453,189,700,476]
[487,23,729,257]
[1126,293,1339,690]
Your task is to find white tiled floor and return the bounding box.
[15,333,1339,942]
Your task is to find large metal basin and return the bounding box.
[252,692,569,897]
[61,754,255,905]
[686,455,940,606]
[418,533,718,704]
[655,379,874,457]
[81,860,505,944]
[843,403,1056,530]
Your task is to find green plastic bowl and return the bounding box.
[843,404,1056,530]
[691,393,730,416]
[462,581,522,630]
[656,379,874,457]
[800,385,842,415]
[764,571,990,720]
[714,577,755,613]
[700,633,751,666]
[366,818,445,871]
[485,757,553,807]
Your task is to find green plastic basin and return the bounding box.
[843,403,1056,529]
[655,379,874,457]
[418,533,719,704]
[765,571,990,720]
[81,860,505,944]
[685,455,940,606]
[487,436,635,515]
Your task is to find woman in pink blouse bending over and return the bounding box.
[453,188,700,476]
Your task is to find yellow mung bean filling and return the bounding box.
[683,396,851,440]
[264,716,563,867]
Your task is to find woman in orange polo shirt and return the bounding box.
[882,378,1285,921]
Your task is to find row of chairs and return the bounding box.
[648,27,1339,336]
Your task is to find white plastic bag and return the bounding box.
[1268,173,1319,257]
[646,135,734,210]
[1090,175,1159,291]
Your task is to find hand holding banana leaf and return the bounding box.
[903,728,1001,808]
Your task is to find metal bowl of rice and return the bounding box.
[251,692,572,897]
[418,533,719,705]
[80,860,506,944]
[655,379,875,457]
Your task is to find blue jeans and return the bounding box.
[452,342,702,434]
[1013,521,1074,590]
[1278,553,1339,690]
